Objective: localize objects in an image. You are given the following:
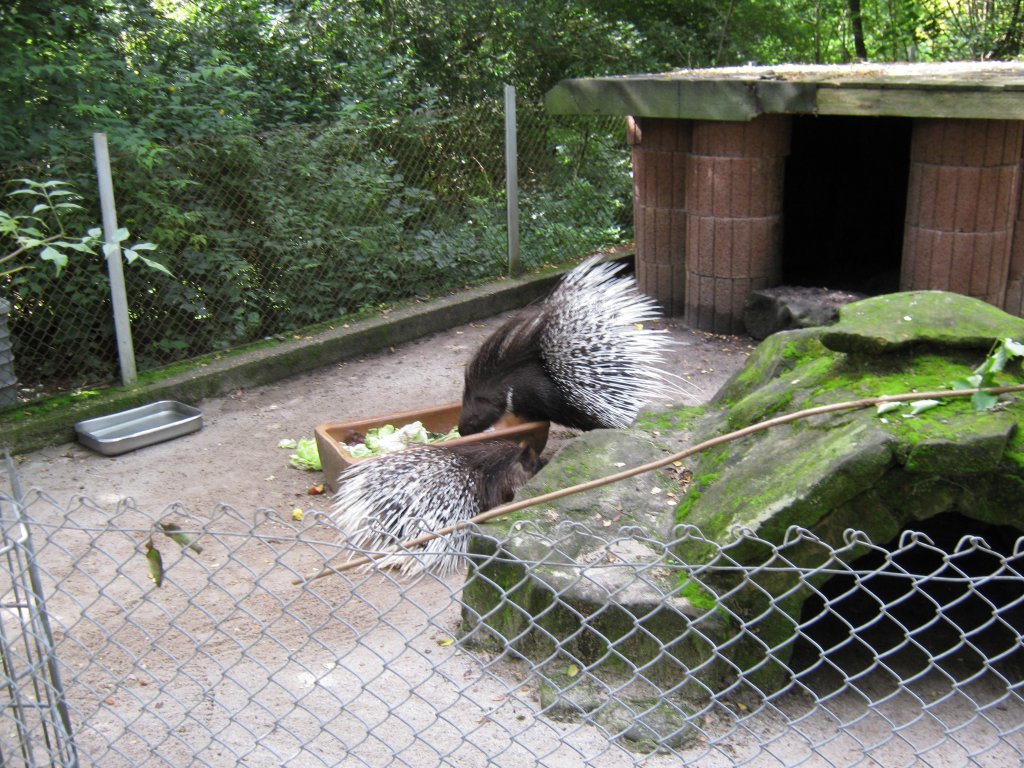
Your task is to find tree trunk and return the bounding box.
[848,0,869,60]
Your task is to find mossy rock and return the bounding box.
[820,290,1024,355]
[460,290,1024,711]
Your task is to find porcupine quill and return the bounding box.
[330,440,543,576]
[459,255,699,435]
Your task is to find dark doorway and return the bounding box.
[782,116,912,295]
[790,512,1024,692]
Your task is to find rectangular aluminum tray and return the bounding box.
[75,400,203,456]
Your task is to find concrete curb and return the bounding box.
[0,268,567,455]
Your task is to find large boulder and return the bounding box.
[459,291,1024,742]
[744,285,866,339]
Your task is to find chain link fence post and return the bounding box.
[505,85,521,277]
[93,132,137,387]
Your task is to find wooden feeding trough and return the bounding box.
[314,402,549,492]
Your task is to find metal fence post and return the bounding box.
[504,85,521,276]
[93,132,138,387]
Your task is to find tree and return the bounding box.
[848,0,868,59]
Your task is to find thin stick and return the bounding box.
[294,384,1024,586]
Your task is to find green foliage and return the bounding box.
[0,180,97,277]
[951,338,1024,411]
[3,0,1022,170]
[877,338,1024,418]
[1,177,165,279]
[0,177,167,388]
[3,0,1020,397]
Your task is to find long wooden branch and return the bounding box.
[294,384,1024,586]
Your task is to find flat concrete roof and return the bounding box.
[545,62,1024,121]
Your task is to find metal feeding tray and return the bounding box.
[315,402,549,492]
[75,400,203,456]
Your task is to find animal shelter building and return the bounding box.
[546,62,1024,333]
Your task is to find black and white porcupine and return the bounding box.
[459,255,695,435]
[330,440,543,576]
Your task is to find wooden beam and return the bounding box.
[816,89,1024,120]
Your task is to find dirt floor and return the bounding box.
[0,311,764,767]
[7,314,756,516]
[5,312,1022,766]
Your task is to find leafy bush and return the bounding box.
[3,100,632,394]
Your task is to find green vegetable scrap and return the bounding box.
[145,539,163,588]
[289,438,322,471]
[347,421,459,459]
[159,521,204,554]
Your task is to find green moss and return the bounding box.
[678,420,896,546]
[0,388,102,422]
[635,403,708,433]
[1007,428,1024,470]
[823,292,1024,355]
[674,489,702,522]
[805,352,966,403]
[675,445,730,524]
[716,329,832,406]
[678,579,717,613]
[725,386,795,430]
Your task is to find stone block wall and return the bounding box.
[630,114,1024,332]
[684,117,790,333]
[629,117,689,315]
[901,119,1023,308]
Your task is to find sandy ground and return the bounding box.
[0,312,768,767]
[7,314,755,516]
[4,311,1022,767]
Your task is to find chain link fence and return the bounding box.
[0,99,630,403]
[2,470,1022,767]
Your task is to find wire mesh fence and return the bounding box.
[2,474,1022,767]
[0,99,630,404]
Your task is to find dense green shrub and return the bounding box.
[2,102,632,392]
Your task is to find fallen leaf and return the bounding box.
[159,522,203,554]
[145,539,163,588]
[906,399,942,416]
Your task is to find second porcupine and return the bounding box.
[459,255,694,435]
[330,439,543,576]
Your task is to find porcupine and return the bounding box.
[330,439,543,576]
[459,255,695,435]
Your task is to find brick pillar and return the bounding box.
[901,119,1023,309]
[1005,142,1024,317]
[630,117,690,315]
[685,115,791,333]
